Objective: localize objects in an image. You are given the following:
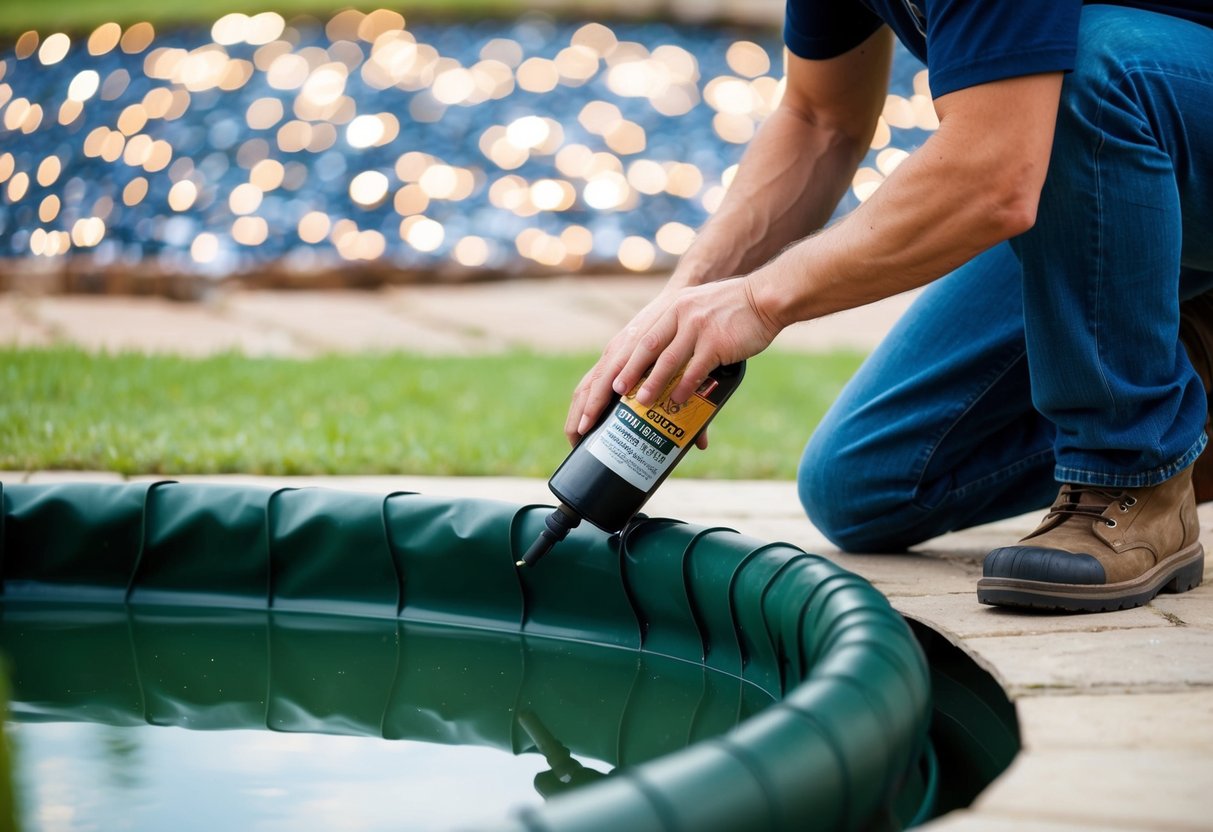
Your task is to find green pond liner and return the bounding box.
[0,481,934,831]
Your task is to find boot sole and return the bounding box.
[977,543,1205,613]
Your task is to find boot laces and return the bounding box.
[1046,486,1137,528]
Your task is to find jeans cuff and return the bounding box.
[1053,433,1207,488]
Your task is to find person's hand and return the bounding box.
[565,274,780,446]
[564,285,680,446]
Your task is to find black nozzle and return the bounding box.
[517,504,581,568]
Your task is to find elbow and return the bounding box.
[984,179,1042,241]
[996,192,1039,239]
[934,126,1049,243]
[988,148,1049,239]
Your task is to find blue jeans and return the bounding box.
[799,5,1213,552]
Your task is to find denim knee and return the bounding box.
[1055,6,1173,146]
[797,427,920,554]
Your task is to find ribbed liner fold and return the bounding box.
[0,481,931,832]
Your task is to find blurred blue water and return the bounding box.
[0,14,929,278]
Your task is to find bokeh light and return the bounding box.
[656,221,695,255]
[88,23,122,56]
[403,216,444,251]
[191,232,220,263]
[38,33,71,66]
[168,180,198,212]
[350,170,390,207]
[68,70,100,101]
[618,235,656,271]
[298,210,331,243]
[453,235,489,267]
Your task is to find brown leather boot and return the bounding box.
[977,465,1204,612]
[1179,293,1213,502]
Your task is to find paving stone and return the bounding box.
[974,749,1213,831]
[487,500,989,597]
[1150,583,1213,628]
[964,628,1213,695]
[921,809,1150,832]
[719,517,983,594]
[575,276,916,354]
[223,291,476,355]
[572,276,674,321]
[394,280,632,354]
[644,478,805,520]
[1016,690,1213,751]
[834,551,985,596]
[911,520,1041,563]
[670,516,834,551]
[30,297,298,357]
[22,471,124,484]
[0,298,52,347]
[893,592,1169,640]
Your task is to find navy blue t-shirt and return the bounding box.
[784,1,1213,97]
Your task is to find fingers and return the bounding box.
[565,328,640,445]
[621,317,701,407]
[568,277,768,448]
[566,293,683,444]
[695,429,709,450]
[565,361,616,445]
[672,352,717,405]
[612,323,667,404]
[564,370,594,445]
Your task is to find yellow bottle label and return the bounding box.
[620,372,717,450]
[586,371,717,491]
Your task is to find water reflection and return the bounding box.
[10,722,566,832]
[517,710,607,798]
[0,603,773,830]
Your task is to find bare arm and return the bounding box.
[565,31,894,443]
[671,30,894,288]
[750,72,1062,324]
[614,71,1063,408]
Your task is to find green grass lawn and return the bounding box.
[0,0,555,35]
[0,347,863,479]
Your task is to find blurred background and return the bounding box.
[0,0,932,294]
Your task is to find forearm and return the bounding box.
[672,106,873,289]
[750,74,1061,327]
[669,31,894,291]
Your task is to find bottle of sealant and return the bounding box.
[518,361,746,567]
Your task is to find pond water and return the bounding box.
[0,603,775,831]
[13,723,568,831]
